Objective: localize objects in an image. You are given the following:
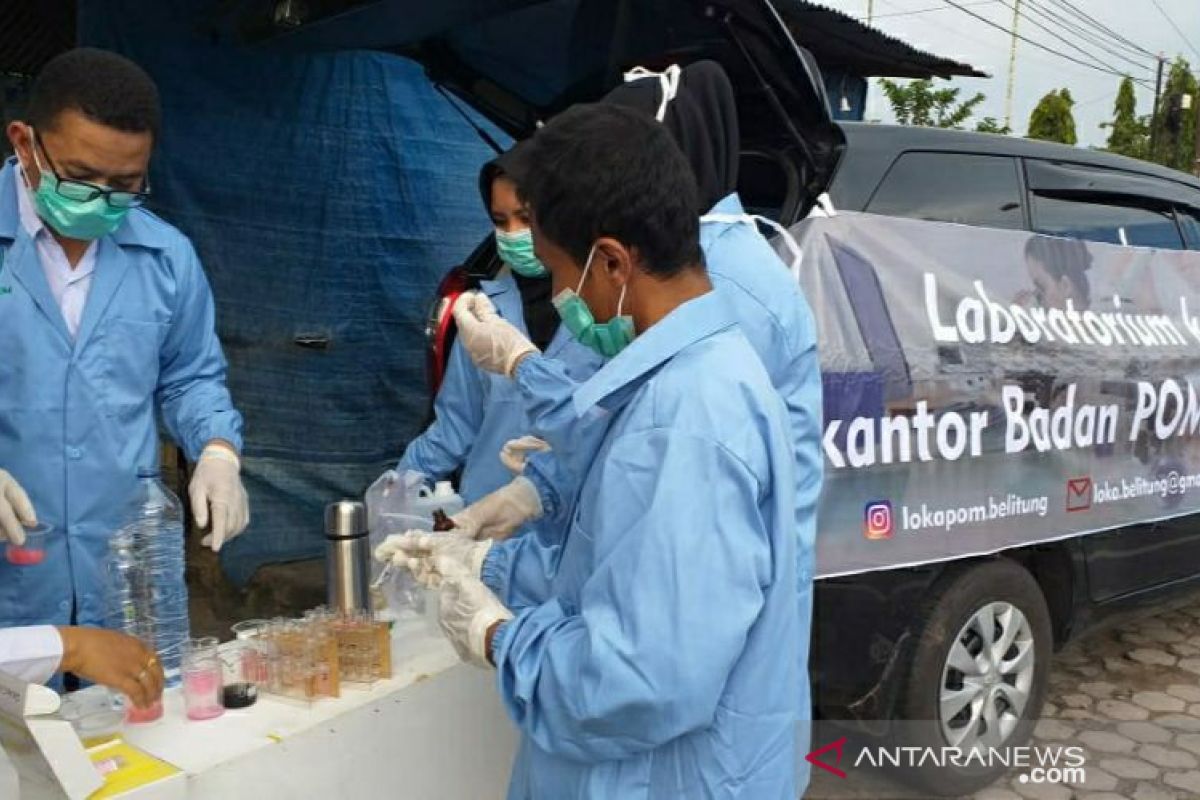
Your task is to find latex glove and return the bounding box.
[374,531,492,588]
[452,291,539,377]
[437,573,513,668]
[500,435,551,475]
[189,445,250,552]
[58,626,164,710]
[451,476,543,541]
[0,469,36,546]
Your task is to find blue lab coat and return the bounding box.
[504,193,822,791]
[398,268,601,504]
[0,159,242,630]
[483,290,800,799]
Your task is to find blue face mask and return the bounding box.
[495,228,548,278]
[551,244,635,358]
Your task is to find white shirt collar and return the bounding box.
[13,162,98,281]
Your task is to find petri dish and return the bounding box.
[7,522,51,566]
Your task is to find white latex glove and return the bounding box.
[437,572,513,668]
[189,445,250,552]
[499,435,551,475]
[0,469,36,546]
[451,476,543,541]
[452,291,539,377]
[373,531,492,588]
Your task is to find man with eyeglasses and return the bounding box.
[0,49,247,648]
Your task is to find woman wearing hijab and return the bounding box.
[387,152,602,505]
[435,60,823,545]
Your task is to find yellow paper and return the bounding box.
[86,738,180,798]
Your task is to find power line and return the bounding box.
[859,0,998,20]
[940,0,1155,86]
[1043,0,1157,59]
[881,0,1145,86]
[1022,0,1154,73]
[1072,88,1121,108]
[993,0,1153,81]
[1150,0,1200,63]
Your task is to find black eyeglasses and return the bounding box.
[34,132,151,209]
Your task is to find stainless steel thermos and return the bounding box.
[324,500,370,613]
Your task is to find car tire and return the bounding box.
[892,559,1053,797]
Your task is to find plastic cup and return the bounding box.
[7,522,51,566]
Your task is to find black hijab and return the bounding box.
[478,150,558,350]
[600,60,740,212]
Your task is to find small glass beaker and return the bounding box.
[231,619,270,640]
[182,637,224,721]
[231,619,271,685]
[123,697,164,724]
[220,644,260,709]
[7,522,51,566]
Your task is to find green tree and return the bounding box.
[1027,89,1077,145]
[975,117,1012,135]
[1102,76,1149,159]
[1147,57,1198,173]
[878,78,986,129]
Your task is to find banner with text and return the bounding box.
[790,213,1200,578]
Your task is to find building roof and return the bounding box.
[776,0,988,80]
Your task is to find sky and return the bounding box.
[818,0,1200,147]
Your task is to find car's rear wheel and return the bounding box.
[893,559,1053,797]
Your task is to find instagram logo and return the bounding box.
[864,501,894,540]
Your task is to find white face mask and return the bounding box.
[623,64,682,122]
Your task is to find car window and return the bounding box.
[1180,209,1200,250]
[1031,195,1185,250]
[866,152,1024,230]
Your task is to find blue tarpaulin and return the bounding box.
[80,0,504,584]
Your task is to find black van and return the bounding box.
[240,1,1200,794]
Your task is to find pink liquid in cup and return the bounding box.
[6,545,45,565]
[125,698,164,724]
[7,523,51,566]
[183,666,225,721]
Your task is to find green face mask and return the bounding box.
[551,244,635,358]
[495,228,548,278]
[26,134,132,240]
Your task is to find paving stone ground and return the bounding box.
[806,588,1200,799]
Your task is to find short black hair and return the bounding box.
[27,48,161,137]
[516,103,702,277]
[1025,235,1091,305]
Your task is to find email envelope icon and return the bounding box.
[1066,477,1092,512]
